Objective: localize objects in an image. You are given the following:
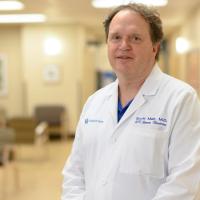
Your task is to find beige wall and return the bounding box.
[22,24,99,132]
[0,24,98,133]
[95,44,111,71]
[168,6,200,94]
[22,25,78,132]
[0,26,24,117]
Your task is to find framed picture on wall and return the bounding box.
[0,55,8,96]
[186,49,200,93]
[43,64,60,83]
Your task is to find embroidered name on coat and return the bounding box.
[135,117,167,127]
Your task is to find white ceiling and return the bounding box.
[1,0,200,39]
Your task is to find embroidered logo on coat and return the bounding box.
[84,118,104,124]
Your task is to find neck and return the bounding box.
[118,78,145,107]
[117,63,155,107]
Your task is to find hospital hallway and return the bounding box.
[0,0,200,199]
[0,138,73,200]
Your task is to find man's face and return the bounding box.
[107,9,159,80]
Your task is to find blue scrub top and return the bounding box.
[117,98,133,122]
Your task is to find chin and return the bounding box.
[114,63,132,71]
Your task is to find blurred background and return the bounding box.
[0,0,200,199]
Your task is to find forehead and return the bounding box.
[109,9,150,34]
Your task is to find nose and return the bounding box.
[120,38,131,50]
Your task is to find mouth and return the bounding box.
[116,56,133,60]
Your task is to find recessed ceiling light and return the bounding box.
[92,0,168,8]
[0,14,46,23]
[0,0,24,10]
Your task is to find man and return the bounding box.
[62,3,200,200]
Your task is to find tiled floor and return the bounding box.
[0,138,73,200]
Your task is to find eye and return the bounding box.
[131,35,142,43]
[134,36,140,41]
[109,33,121,42]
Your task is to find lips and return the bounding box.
[116,55,132,59]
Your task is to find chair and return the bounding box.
[7,117,48,144]
[0,127,19,198]
[7,117,49,161]
[34,105,68,139]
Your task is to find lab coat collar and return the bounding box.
[140,63,163,97]
[106,63,163,98]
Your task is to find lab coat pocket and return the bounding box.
[119,128,167,178]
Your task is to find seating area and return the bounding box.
[0,105,68,144]
[0,105,69,198]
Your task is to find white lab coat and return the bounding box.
[62,65,200,200]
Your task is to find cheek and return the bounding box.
[107,45,115,60]
[108,44,114,52]
[107,47,113,65]
[140,45,156,57]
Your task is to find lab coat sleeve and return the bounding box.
[61,121,85,200]
[152,91,200,200]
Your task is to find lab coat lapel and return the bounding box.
[118,90,146,126]
[106,80,119,124]
[106,78,147,126]
[117,65,163,126]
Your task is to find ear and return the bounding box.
[152,42,160,59]
[153,42,160,54]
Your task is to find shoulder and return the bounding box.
[144,65,197,100]
[158,71,199,110]
[161,72,196,96]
